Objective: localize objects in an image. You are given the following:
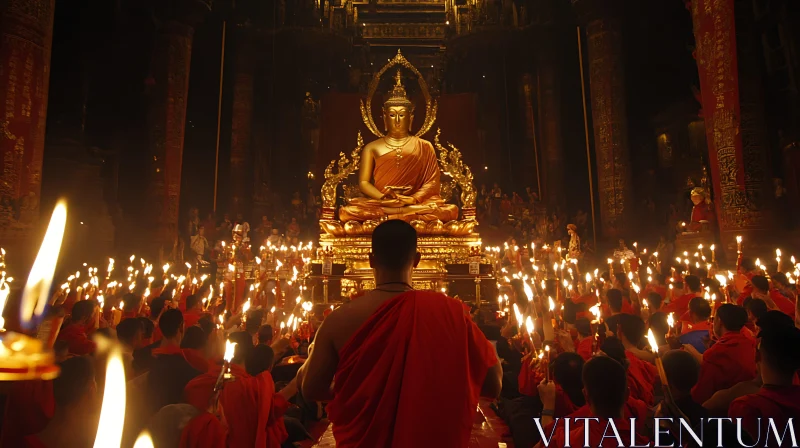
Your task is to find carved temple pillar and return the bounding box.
[537,40,564,206]
[689,0,774,253]
[230,31,256,216]
[0,0,56,248]
[146,0,208,257]
[574,0,632,238]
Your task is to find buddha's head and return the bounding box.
[383,70,414,137]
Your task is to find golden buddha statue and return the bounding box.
[338,70,459,223]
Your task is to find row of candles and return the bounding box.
[489,235,800,379]
[0,201,331,447]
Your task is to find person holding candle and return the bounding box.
[183,294,206,329]
[653,349,709,443]
[662,274,703,318]
[297,220,502,448]
[615,316,657,405]
[117,317,144,378]
[750,275,795,318]
[601,289,628,337]
[183,342,292,447]
[55,299,98,356]
[678,297,713,354]
[728,320,800,443]
[533,356,650,448]
[688,304,756,404]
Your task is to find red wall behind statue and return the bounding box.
[316,92,479,177]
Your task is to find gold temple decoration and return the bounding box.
[360,49,437,138]
[434,128,476,209]
[321,132,363,211]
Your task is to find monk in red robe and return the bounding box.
[689,304,757,404]
[729,323,800,446]
[23,357,97,448]
[574,318,595,361]
[183,294,205,329]
[179,412,228,448]
[55,300,99,356]
[183,344,290,448]
[663,274,703,316]
[534,356,651,448]
[297,220,502,447]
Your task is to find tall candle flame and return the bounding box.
[646,328,659,354]
[94,345,126,448]
[548,297,555,312]
[525,316,534,335]
[21,201,67,327]
[523,282,533,302]
[133,431,155,448]
[224,340,237,362]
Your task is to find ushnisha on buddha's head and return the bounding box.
[383,70,415,137]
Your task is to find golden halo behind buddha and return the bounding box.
[360,49,437,138]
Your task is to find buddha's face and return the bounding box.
[691,194,703,206]
[383,105,413,136]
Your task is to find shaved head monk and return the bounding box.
[297,220,502,447]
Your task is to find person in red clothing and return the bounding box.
[751,275,795,318]
[729,321,800,446]
[148,297,168,343]
[679,297,713,354]
[24,357,97,448]
[183,343,291,448]
[574,318,594,361]
[183,294,205,329]
[610,316,657,406]
[744,297,769,329]
[689,304,757,404]
[602,289,631,337]
[122,292,144,318]
[663,274,703,317]
[297,220,502,448]
[534,356,651,448]
[56,299,99,356]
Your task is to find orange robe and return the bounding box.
[576,337,594,361]
[339,137,459,222]
[179,412,228,448]
[183,364,288,448]
[691,330,757,404]
[769,290,795,317]
[326,291,497,448]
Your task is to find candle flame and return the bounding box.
[712,273,726,286]
[21,201,67,326]
[224,340,236,362]
[525,316,534,335]
[523,282,534,301]
[585,273,592,283]
[133,431,155,448]
[736,235,742,243]
[667,312,674,328]
[93,344,126,448]
[646,329,659,354]
[548,297,555,312]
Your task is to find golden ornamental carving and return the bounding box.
[321,132,363,209]
[433,129,476,209]
[360,49,437,138]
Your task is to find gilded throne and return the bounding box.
[315,51,484,286]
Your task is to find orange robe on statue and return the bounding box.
[339,137,459,222]
[326,290,497,448]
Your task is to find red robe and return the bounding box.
[542,396,650,436]
[533,417,650,448]
[691,330,757,404]
[56,324,96,356]
[576,337,594,361]
[625,351,657,406]
[326,291,497,448]
[728,385,800,447]
[184,364,288,448]
[183,310,204,329]
[769,290,795,317]
[179,412,228,448]
[0,381,54,447]
[663,292,699,316]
